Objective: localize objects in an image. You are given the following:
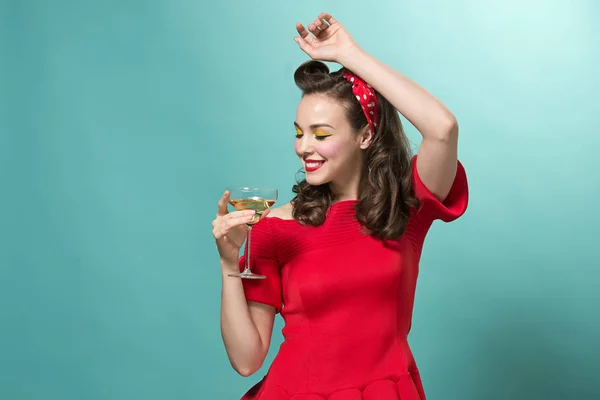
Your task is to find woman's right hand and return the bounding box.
[212,190,266,268]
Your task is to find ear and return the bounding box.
[359,126,374,150]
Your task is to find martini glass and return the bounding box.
[227,186,278,279]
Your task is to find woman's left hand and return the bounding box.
[294,12,360,64]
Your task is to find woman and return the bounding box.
[213,12,469,400]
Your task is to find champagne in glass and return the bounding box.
[227,186,278,279]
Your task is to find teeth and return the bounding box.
[306,161,324,168]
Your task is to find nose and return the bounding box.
[296,134,314,158]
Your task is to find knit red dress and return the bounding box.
[237,156,469,400]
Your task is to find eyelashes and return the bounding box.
[295,128,332,140]
[314,129,332,139]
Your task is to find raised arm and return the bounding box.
[294,12,459,202]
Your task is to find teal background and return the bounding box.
[1,0,599,399]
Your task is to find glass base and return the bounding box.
[228,271,266,279]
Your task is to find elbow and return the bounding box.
[231,354,265,377]
[421,114,458,144]
[234,362,262,377]
[223,331,269,377]
[237,368,257,378]
[234,367,256,378]
[429,115,459,142]
[441,115,459,140]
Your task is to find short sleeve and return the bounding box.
[237,217,283,313]
[411,154,469,223]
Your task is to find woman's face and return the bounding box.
[294,94,371,188]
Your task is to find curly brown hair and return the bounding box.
[290,60,419,241]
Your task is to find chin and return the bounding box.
[305,173,330,186]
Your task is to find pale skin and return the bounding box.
[294,94,373,200]
[213,12,459,377]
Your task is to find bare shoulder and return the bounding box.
[267,202,294,220]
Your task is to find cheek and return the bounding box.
[316,140,342,158]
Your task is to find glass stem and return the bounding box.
[244,226,252,273]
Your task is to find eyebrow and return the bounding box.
[294,121,335,130]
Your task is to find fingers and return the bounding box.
[295,22,315,55]
[318,12,338,26]
[307,22,321,38]
[310,16,330,37]
[217,190,230,217]
[295,13,336,49]
[296,22,309,38]
[294,35,315,58]
[212,210,255,239]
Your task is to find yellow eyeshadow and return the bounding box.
[295,127,303,136]
[314,129,332,137]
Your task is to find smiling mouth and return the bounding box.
[304,160,325,172]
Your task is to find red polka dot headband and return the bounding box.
[342,69,380,133]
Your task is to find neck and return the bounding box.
[328,164,364,203]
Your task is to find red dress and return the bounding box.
[237,156,469,400]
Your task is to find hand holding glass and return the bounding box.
[226,186,278,279]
